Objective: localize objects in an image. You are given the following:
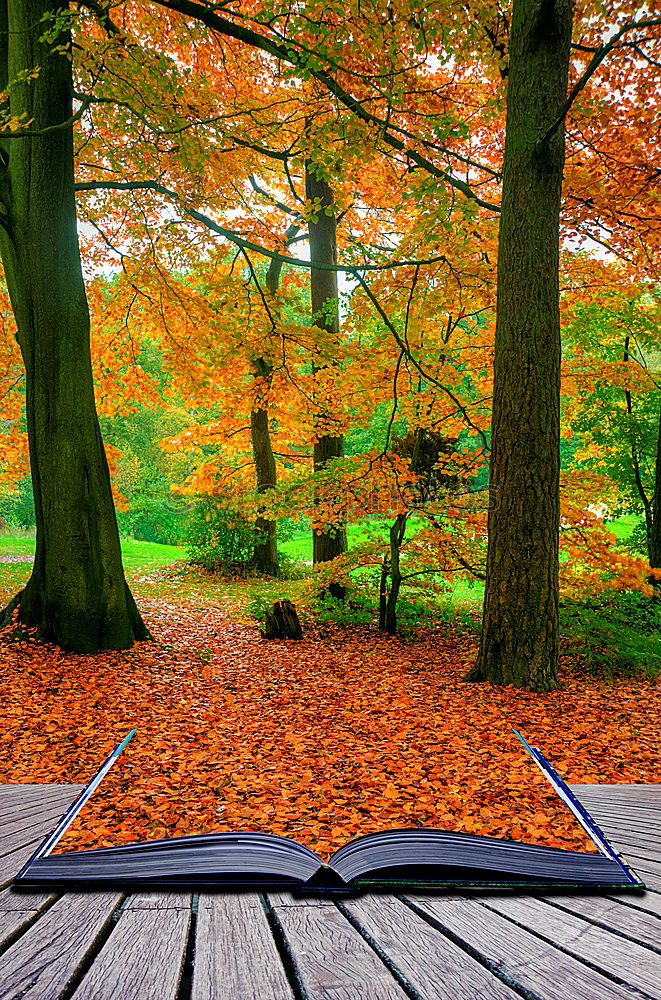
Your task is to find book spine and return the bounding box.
[513,730,641,886]
[15,730,136,880]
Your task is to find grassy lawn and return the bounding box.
[0,512,640,613]
[0,531,186,568]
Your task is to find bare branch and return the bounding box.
[541,17,661,145]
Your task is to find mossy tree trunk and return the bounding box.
[465,0,572,691]
[306,164,347,598]
[380,514,407,635]
[0,0,149,652]
[378,429,426,635]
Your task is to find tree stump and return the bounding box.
[262,599,303,639]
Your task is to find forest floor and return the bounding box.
[0,538,659,861]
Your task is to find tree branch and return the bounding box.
[541,17,661,145]
[75,178,452,272]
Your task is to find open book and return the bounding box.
[13,731,644,893]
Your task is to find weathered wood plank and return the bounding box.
[593,826,659,848]
[0,892,122,1000]
[572,806,659,830]
[0,786,69,800]
[124,892,192,910]
[626,867,661,892]
[0,886,54,911]
[0,836,50,887]
[481,895,661,996]
[541,893,661,951]
[192,893,295,1000]
[268,894,409,999]
[0,889,57,951]
[0,788,80,818]
[0,787,83,889]
[406,895,643,1000]
[1,805,76,846]
[72,906,190,1000]
[0,784,74,799]
[571,800,659,821]
[572,784,661,799]
[606,890,661,919]
[341,893,520,1000]
[616,852,661,876]
[1,823,73,858]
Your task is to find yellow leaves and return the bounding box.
[1,114,34,133]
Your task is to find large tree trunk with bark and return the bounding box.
[0,0,149,652]
[466,0,572,691]
[649,404,661,579]
[306,164,347,596]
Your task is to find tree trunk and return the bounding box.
[466,0,572,691]
[306,164,347,599]
[250,249,288,576]
[379,428,424,635]
[649,404,661,579]
[250,360,278,576]
[262,599,303,639]
[378,557,389,631]
[0,0,149,652]
[383,514,407,635]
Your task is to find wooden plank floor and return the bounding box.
[0,783,659,999]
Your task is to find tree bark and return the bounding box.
[306,164,347,597]
[649,404,661,578]
[262,599,303,639]
[383,514,407,635]
[250,354,278,576]
[249,245,292,576]
[0,0,149,652]
[466,0,572,691]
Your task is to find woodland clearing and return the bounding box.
[1,549,658,861]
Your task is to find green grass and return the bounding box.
[0,534,35,559]
[119,539,186,567]
[0,531,186,568]
[280,521,388,562]
[0,511,641,605]
[604,513,640,540]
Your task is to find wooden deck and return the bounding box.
[0,783,659,999]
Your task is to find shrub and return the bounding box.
[0,477,35,529]
[117,495,187,546]
[314,590,376,627]
[186,501,257,572]
[560,591,661,680]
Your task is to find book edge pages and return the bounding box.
[15,730,137,880]
[512,729,642,886]
[14,729,644,892]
